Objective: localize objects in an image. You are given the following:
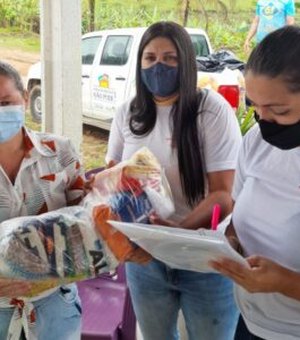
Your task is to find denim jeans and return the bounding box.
[126,259,239,340]
[0,284,81,340]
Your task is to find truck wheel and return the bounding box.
[29,85,42,123]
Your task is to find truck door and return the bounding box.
[90,35,133,124]
[81,35,102,114]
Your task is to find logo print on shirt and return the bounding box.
[262,4,279,19]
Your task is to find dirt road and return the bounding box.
[0,47,40,76]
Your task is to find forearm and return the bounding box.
[246,25,257,42]
[179,190,233,230]
[279,268,300,301]
[245,17,259,43]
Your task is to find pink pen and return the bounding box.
[211,204,221,231]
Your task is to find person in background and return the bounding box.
[244,0,295,53]
[211,25,300,340]
[0,60,84,340]
[106,21,242,340]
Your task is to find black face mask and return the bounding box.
[254,112,300,150]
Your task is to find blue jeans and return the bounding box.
[126,259,239,340]
[0,284,81,340]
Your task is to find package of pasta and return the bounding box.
[0,206,118,296]
[82,147,175,263]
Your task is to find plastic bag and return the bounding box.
[196,50,245,72]
[82,147,175,263]
[0,206,117,296]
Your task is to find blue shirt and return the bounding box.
[256,0,295,42]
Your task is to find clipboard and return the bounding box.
[108,219,247,273]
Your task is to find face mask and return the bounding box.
[141,62,179,97]
[255,112,300,150]
[0,105,24,143]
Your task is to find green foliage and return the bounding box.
[0,0,39,32]
[84,3,179,31]
[206,13,249,60]
[236,106,256,136]
[0,0,256,64]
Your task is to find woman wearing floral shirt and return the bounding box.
[0,60,84,340]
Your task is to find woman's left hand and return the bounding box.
[210,255,288,293]
[149,213,178,227]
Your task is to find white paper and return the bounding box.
[108,219,248,273]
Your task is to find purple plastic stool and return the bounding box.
[78,265,136,340]
[79,167,136,340]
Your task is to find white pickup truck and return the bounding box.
[26,27,245,130]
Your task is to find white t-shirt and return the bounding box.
[232,124,300,340]
[106,90,242,222]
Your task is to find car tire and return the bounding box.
[29,84,42,123]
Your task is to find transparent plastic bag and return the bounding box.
[82,147,175,263]
[0,206,117,296]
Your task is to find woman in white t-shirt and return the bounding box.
[106,21,242,340]
[211,25,300,340]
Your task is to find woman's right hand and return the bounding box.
[0,278,32,297]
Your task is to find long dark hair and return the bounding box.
[129,21,205,207]
[246,25,300,93]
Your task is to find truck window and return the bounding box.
[82,36,102,65]
[189,34,209,57]
[100,35,133,66]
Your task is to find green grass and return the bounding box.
[25,111,41,130]
[0,27,40,52]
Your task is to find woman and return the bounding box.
[106,21,242,340]
[211,25,300,340]
[0,60,84,339]
[243,0,295,53]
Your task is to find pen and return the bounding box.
[211,204,221,231]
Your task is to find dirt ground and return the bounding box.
[0,47,109,170]
[0,48,40,76]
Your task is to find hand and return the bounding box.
[106,160,117,169]
[0,278,32,297]
[210,255,288,293]
[149,213,177,227]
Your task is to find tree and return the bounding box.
[88,0,95,31]
[181,0,190,26]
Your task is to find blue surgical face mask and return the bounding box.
[141,62,179,97]
[0,105,25,143]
